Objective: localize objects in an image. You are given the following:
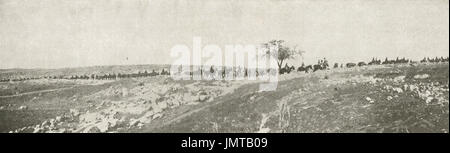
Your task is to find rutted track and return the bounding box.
[0,86,79,98]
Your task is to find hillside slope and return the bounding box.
[1,63,448,133]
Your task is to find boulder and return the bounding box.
[414,74,430,79]
[249,95,256,101]
[18,105,28,110]
[257,127,271,133]
[96,121,110,133]
[425,97,437,104]
[33,126,43,133]
[365,97,375,104]
[83,126,101,133]
[41,120,51,127]
[49,119,56,128]
[70,109,80,117]
[198,95,210,102]
[55,116,63,122]
[393,76,406,82]
[387,96,393,101]
[121,88,129,97]
[392,87,403,93]
[152,113,163,120]
[129,119,141,127]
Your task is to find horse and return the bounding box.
[346,63,356,68]
[358,62,367,67]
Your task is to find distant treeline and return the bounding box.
[0,56,448,82]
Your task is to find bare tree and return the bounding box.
[263,40,304,72]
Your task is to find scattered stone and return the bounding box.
[152,113,162,120]
[96,121,110,133]
[404,84,419,92]
[55,116,63,122]
[394,76,406,82]
[392,87,403,93]
[58,128,67,133]
[365,97,375,104]
[198,95,210,102]
[83,126,101,133]
[414,74,430,79]
[18,105,28,110]
[70,109,80,117]
[249,95,256,101]
[121,88,129,97]
[387,96,393,101]
[257,127,271,133]
[33,126,43,133]
[361,104,371,108]
[49,119,57,129]
[129,119,141,127]
[383,85,393,90]
[137,122,144,128]
[41,120,50,127]
[425,97,435,104]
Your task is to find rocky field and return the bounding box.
[0,63,448,133]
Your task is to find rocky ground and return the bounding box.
[0,63,448,133]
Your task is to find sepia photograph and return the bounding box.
[0,0,448,140]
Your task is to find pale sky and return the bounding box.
[0,0,448,69]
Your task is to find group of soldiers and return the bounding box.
[296,56,449,73]
[296,58,330,73]
[338,57,424,69]
[69,69,171,80]
[171,56,447,77]
[75,69,170,80]
[0,69,171,82]
[380,57,413,65]
[420,56,449,63]
[1,56,448,82]
[175,65,278,80]
[0,77,41,82]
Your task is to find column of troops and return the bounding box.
[0,68,171,82]
[1,56,448,83]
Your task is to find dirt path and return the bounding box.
[0,86,79,98]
